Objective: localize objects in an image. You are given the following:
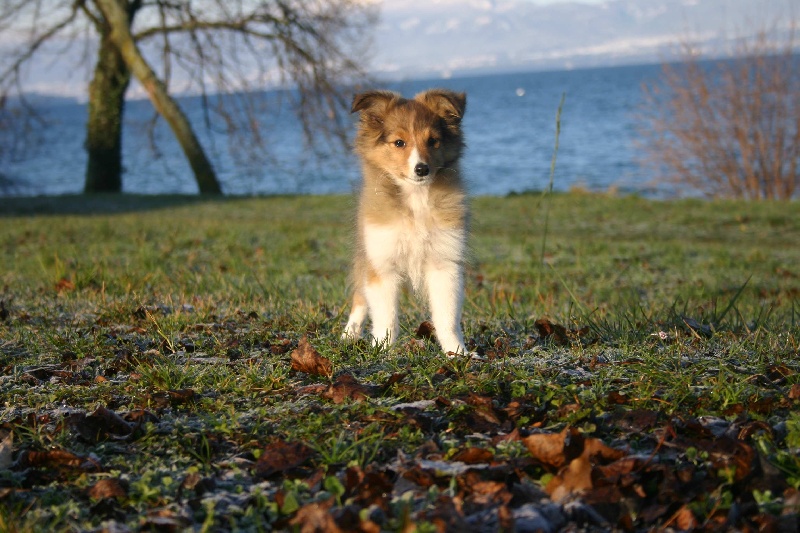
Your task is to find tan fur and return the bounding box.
[344,88,469,354]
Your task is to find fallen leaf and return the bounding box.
[789,383,800,400]
[295,383,329,396]
[610,409,659,433]
[345,465,394,508]
[534,318,570,345]
[450,447,494,465]
[167,389,196,403]
[140,508,190,530]
[87,478,128,500]
[123,409,160,426]
[582,436,626,464]
[54,277,75,293]
[522,428,584,469]
[420,495,468,532]
[681,316,712,338]
[0,429,12,470]
[178,473,215,498]
[17,449,100,472]
[667,505,698,530]
[381,371,409,392]
[415,321,436,340]
[289,498,341,533]
[149,388,196,408]
[322,373,380,404]
[606,391,629,405]
[68,406,134,443]
[254,440,314,479]
[270,338,294,355]
[291,336,332,377]
[524,427,625,502]
[547,453,593,502]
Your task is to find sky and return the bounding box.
[524,0,608,3]
[5,0,796,98]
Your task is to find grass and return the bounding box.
[1,192,799,531]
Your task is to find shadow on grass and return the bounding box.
[0,194,245,217]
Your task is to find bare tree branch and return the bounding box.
[637,21,799,200]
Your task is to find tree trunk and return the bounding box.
[84,31,130,193]
[94,0,222,195]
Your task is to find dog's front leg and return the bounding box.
[365,269,400,348]
[425,261,466,355]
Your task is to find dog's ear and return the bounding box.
[415,89,467,129]
[351,90,400,123]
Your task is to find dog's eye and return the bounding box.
[428,137,440,148]
[393,139,406,148]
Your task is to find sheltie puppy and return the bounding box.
[342,89,469,356]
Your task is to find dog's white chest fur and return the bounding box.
[364,186,463,292]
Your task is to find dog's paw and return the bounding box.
[445,350,486,362]
[341,328,360,342]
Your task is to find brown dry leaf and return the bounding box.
[547,453,593,502]
[708,438,755,482]
[167,389,196,403]
[54,277,75,293]
[322,373,380,404]
[522,427,584,469]
[606,391,629,405]
[291,336,332,377]
[420,495,468,532]
[451,447,494,465]
[534,317,570,345]
[140,508,190,530]
[295,383,329,396]
[123,409,160,426]
[401,466,437,488]
[789,383,800,400]
[582,436,626,463]
[19,449,100,471]
[87,478,127,500]
[381,371,409,392]
[289,498,341,533]
[594,456,643,484]
[491,428,521,446]
[525,427,625,502]
[347,466,394,508]
[91,406,134,435]
[462,394,504,431]
[415,320,436,340]
[67,406,134,444]
[254,439,314,479]
[668,505,698,530]
[0,429,12,470]
[610,409,659,433]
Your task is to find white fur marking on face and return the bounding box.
[408,146,420,179]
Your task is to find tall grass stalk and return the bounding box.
[537,93,566,288]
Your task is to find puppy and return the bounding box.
[342,89,469,355]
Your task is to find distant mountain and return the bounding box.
[370,0,796,78]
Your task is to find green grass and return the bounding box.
[1,192,799,531]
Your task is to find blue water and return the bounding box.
[2,63,664,197]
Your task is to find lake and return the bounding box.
[1,63,666,197]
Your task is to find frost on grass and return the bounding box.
[1,309,799,530]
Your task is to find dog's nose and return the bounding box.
[414,163,430,177]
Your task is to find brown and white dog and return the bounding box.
[342,89,469,356]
